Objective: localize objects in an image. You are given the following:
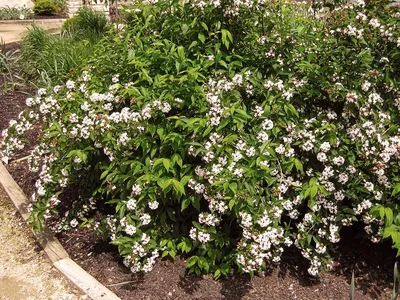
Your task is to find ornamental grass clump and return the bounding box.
[18,21,107,87]
[1,0,400,277]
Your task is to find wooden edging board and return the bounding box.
[0,161,120,300]
[0,19,67,25]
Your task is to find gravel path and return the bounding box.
[0,185,84,300]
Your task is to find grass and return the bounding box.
[0,40,27,94]
[0,6,33,20]
[16,8,108,87]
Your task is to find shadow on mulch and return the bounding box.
[54,222,395,300]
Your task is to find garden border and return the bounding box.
[0,19,67,25]
[0,161,121,300]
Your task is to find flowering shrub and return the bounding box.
[1,0,400,277]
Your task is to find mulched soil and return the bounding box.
[0,48,397,299]
[32,14,68,19]
[55,225,396,300]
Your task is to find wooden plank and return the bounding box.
[0,161,69,262]
[54,258,121,300]
[0,161,31,220]
[35,226,70,263]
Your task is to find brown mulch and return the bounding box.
[32,14,68,19]
[0,60,396,300]
[56,225,395,300]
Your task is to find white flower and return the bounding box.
[364,182,374,192]
[338,173,349,184]
[69,113,78,123]
[239,211,252,227]
[333,156,345,166]
[126,198,137,211]
[197,231,210,244]
[132,184,142,196]
[233,168,244,178]
[112,74,119,83]
[125,224,137,236]
[140,214,151,225]
[189,227,197,240]
[37,88,47,96]
[346,92,358,103]
[285,148,295,158]
[161,102,171,113]
[236,140,246,151]
[320,142,331,152]
[26,98,34,107]
[253,106,264,117]
[361,81,371,92]
[369,18,380,29]
[257,214,271,227]
[148,201,159,210]
[70,219,79,228]
[302,140,314,152]
[257,131,269,143]
[66,80,75,89]
[246,147,256,157]
[118,132,131,146]
[232,151,243,162]
[262,119,274,130]
[317,152,327,162]
[275,144,285,155]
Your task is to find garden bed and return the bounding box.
[2,1,400,299]
[0,55,396,300]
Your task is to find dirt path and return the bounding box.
[0,185,84,300]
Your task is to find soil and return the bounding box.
[0,49,397,299]
[32,14,68,19]
[55,225,396,300]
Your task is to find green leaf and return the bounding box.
[392,183,400,196]
[169,249,176,259]
[198,33,205,44]
[309,177,318,186]
[173,179,186,195]
[200,21,208,31]
[306,234,312,245]
[219,60,228,69]
[229,182,238,195]
[177,46,185,61]
[386,207,394,227]
[192,197,201,211]
[163,159,171,171]
[100,170,109,180]
[181,23,189,35]
[294,158,303,172]
[186,256,198,268]
[310,185,318,198]
[181,197,191,211]
[229,199,235,210]
[172,154,182,167]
